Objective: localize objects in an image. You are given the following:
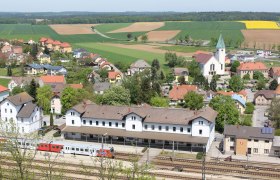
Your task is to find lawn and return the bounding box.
[158,21,245,42]
[105,32,145,40]
[0,67,21,76]
[95,23,132,33]
[0,78,10,87]
[160,45,215,53]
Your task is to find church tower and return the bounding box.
[215,34,226,74]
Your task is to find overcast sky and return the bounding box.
[2,0,280,12]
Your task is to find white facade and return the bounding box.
[201,56,225,77]
[0,100,42,133]
[51,96,62,114]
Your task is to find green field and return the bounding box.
[105,32,145,40]
[95,23,131,33]
[160,45,215,53]
[0,78,10,87]
[158,21,245,41]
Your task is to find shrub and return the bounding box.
[53,131,61,137]
[196,152,204,160]
[240,115,253,126]
[275,129,280,136]
[245,102,255,114]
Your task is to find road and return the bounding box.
[252,105,269,127]
[245,89,255,102]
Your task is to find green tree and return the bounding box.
[11,86,24,95]
[165,52,177,68]
[27,79,38,101]
[141,34,148,43]
[243,73,250,80]
[229,75,244,92]
[184,91,204,110]
[187,60,201,78]
[159,70,165,81]
[7,66,12,76]
[98,69,109,82]
[44,45,50,55]
[269,79,278,90]
[37,85,53,114]
[193,74,206,89]
[240,115,252,126]
[244,102,255,114]
[253,71,264,80]
[230,61,240,72]
[151,59,160,71]
[209,95,239,132]
[150,96,169,107]
[134,36,138,42]
[268,98,280,128]
[210,77,217,92]
[256,78,266,90]
[178,76,186,85]
[127,33,132,40]
[50,113,54,126]
[61,87,79,114]
[100,86,130,105]
[30,44,38,59]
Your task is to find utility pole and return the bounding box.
[202,146,206,180]
[101,133,107,180]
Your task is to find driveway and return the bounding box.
[252,106,269,127]
[42,115,65,126]
[245,89,255,103]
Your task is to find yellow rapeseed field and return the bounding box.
[240,21,280,29]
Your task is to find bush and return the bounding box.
[245,102,255,114]
[196,152,204,160]
[53,131,61,137]
[142,146,148,153]
[240,115,252,126]
[275,129,280,136]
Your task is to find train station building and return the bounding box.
[61,101,217,152]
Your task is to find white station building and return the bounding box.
[61,102,217,152]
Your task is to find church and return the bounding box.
[194,35,226,77]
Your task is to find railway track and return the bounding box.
[153,156,280,179]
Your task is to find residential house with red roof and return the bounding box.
[60,42,72,53]
[237,62,268,79]
[1,44,12,53]
[108,71,122,84]
[0,85,9,102]
[269,67,280,83]
[39,75,66,86]
[12,46,23,54]
[169,85,198,105]
[193,35,226,77]
[52,40,62,51]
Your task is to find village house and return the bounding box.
[108,71,122,84]
[216,91,247,114]
[0,85,9,102]
[12,46,23,54]
[1,44,12,53]
[0,92,42,133]
[173,68,189,83]
[39,75,66,87]
[223,125,280,157]
[100,61,113,71]
[194,35,226,77]
[42,64,67,76]
[60,42,72,53]
[127,59,151,76]
[254,90,275,106]
[269,67,280,84]
[237,54,255,62]
[25,63,46,75]
[237,62,268,79]
[8,77,40,91]
[257,50,272,58]
[39,37,72,53]
[38,54,51,64]
[73,48,87,59]
[169,85,198,106]
[52,40,62,51]
[93,82,111,94]
[61,102,217,152]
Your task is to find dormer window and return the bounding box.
[132,116,136,120]
[7,103,9,106]
[70,112,75,116]
[199,121,204,125]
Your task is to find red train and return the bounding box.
[37,143,64,153]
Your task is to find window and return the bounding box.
[90,121,92,125]
[72,120,74,125]
[230,146,234,151]
[199,121,203,125]
[102,121,105,126]
[96,121,99,126]
[72,133,75,135]
[144,125,148,129]
[109,122,112,127]
[275,150,280,156]
[83,120,86,124]
[21,118,23,123]
[253,148,258,153]
[151,125,155,130]
[166,126,169,131]
[173,127,176,132]
[180,127,183,132]
[7,103,9,106]
[122,123,125,128]
[187,128,191,133]
[70,112,75,116]
[221,64,223,70]
[132,124,135,129]
[230,137,235,142]
[5,117,7,122]
[248,139,251,141]
[199,129,202,135]
[115,122,118,127]
[22,127,24,133]
[265,140,269,143]
[159,126,162,131]
[264,149,269,154]
[5,109,6,113]
[10,109,12,113]
[254,139,259,142]
[132,116,136,120]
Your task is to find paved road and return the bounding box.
[0,76,12,79]
[245,89,255,103]
[252,106,269,127]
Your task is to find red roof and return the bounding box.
[0,85,8,93]
[69,84,83,89]
[60,42,71,48]
[238,90,247,97]
[275,85,280,94]
[100,62,112,68]
[45,38,54,44]
[108,71,121,79]
[194,53,213,64]
[217,91,235,96]
[237,62,268,71]
[169,85,198,100]
[52,40,62,45]
[194,51,211,55]
[41,75,65,84]
[39,37,48,42]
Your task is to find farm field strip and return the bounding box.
[145,30,181,42]
[109,22,165,33]
[95,23,132,33]
[240,21,280,29]
[49,24,98,35]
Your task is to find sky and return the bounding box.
[1,0,280,12]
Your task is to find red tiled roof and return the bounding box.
[45,38,54,44]
[40,75,65,84]
[108,71,121,80]
[169,85,198,100]
[275,85,280,94]
[237,62,268,71]
[217,91,235,96]
[39,37,48,42]
[69,84,83,89]
[52,40,62,45]
[194,51,211,55]
[194,53,213,64]
[238,90,247,97]
[271,67,280,76]
[0,85,8,93]
[60,42,71,48]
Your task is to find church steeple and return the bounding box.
[216,34,225,49]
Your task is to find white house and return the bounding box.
[0,92,42,133]
[61,103,217,152]
[194,35,226,77]
[127,59,151,76]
